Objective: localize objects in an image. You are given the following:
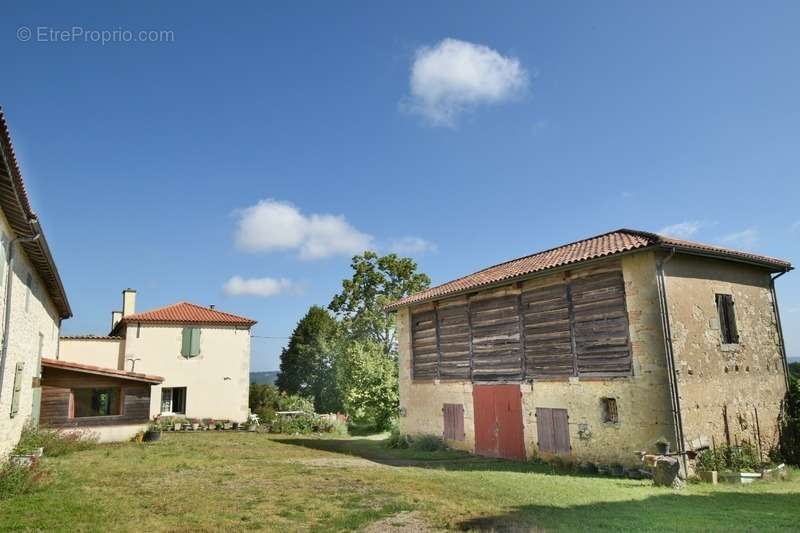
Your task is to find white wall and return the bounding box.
[122,323,250,422]
[0,209,61,457]
[59,338,123,370]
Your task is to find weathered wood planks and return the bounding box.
[410,268,632,382]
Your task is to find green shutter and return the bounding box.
[181,328,191,357]
[10,362,24,417]
[190,328,201,356]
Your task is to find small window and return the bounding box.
[181,328,201,357]
[716,294,739,344]
[161,387,186,414]
[72,388,121,417]
[602,397,618,423]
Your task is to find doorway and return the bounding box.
[472,384,525,460]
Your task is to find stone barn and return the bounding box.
[386,229,792,470]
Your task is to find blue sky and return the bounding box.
[3,1,798,370]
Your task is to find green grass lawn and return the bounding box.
[2,432,798,532]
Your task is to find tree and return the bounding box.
[335,338,398,430]
[276,306,342,413]
[329,252,430,355]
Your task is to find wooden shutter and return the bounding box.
[181,328,191,357]
[716,294,739,344]
[437,303,471,380]
[9,362,24,417]
[469,295,522,381]
[411,310,437,380]
[535,407,570,455]
[442,403,465,441]
[569,272,631,377]
[522,283,573,378]
[190,328,201,356]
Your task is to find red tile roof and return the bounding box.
[119,302,257,327]
[386,228,792,310]
[0,109,71,318]
[42,358,163,384]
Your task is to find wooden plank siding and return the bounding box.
[40,385,152,428]
[469,295,523,381]
[410,265,632,382]
[570,271,632,376]
[521,283,574,377]
[436,303,471,380]
[411,310,438,380]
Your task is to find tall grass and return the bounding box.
[14,423,97,457]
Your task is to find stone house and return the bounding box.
[58,291,255,434]
[386,229,792,469]
[0,110,72,457]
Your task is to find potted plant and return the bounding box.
[655,437,671,455]
[143,421,162,442]
[189,418,200,431]
[215,421,224,431]
[223,421,233,430]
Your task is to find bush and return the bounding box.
[0,459,43,500]
[696,442,761,472]
[386,425,410,449]
[14,424,97,457]
[778,377,800,466]
[410,434,447,452]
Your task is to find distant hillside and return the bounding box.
[250,371,279,385]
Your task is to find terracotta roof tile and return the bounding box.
[42,358,163,384]
[386,229,791,310]
[120,302,257,327]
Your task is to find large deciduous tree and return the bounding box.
[334,338,398,431]
[276,306,342,413]
[329,252,430,355]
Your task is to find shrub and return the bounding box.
[14,424,97,457]
[409,434,446,452]
[777,377,800,466]
[386,425,410,449]
[0,459,43,500]
[316,417,349,436]
[696,442,761,472]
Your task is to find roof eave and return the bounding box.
[385,246,652,311]
[385,243,793,311]
[656,244,793,273]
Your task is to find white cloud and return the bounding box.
[720,228,759,249]
[234,199,373,259]
[658,221,702,239]
[388,237,438,255]
[405,38,528,126]
[223,276,298,298]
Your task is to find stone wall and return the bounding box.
[664,255,787,455]
[0,209,62,457]
[397,252,675,466]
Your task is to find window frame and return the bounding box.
[160,386,187,415]
[601,397,619,424]
[715,293,739,345]
[71,387,123,418]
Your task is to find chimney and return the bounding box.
[122,289,137,317]
[209,304,215,310]
[111,310,122,331]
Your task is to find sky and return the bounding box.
[2,1,798,370]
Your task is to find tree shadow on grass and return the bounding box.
[455,491,800,532]
[274,437,594,476]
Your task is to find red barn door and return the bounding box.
[473,384,525,461]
